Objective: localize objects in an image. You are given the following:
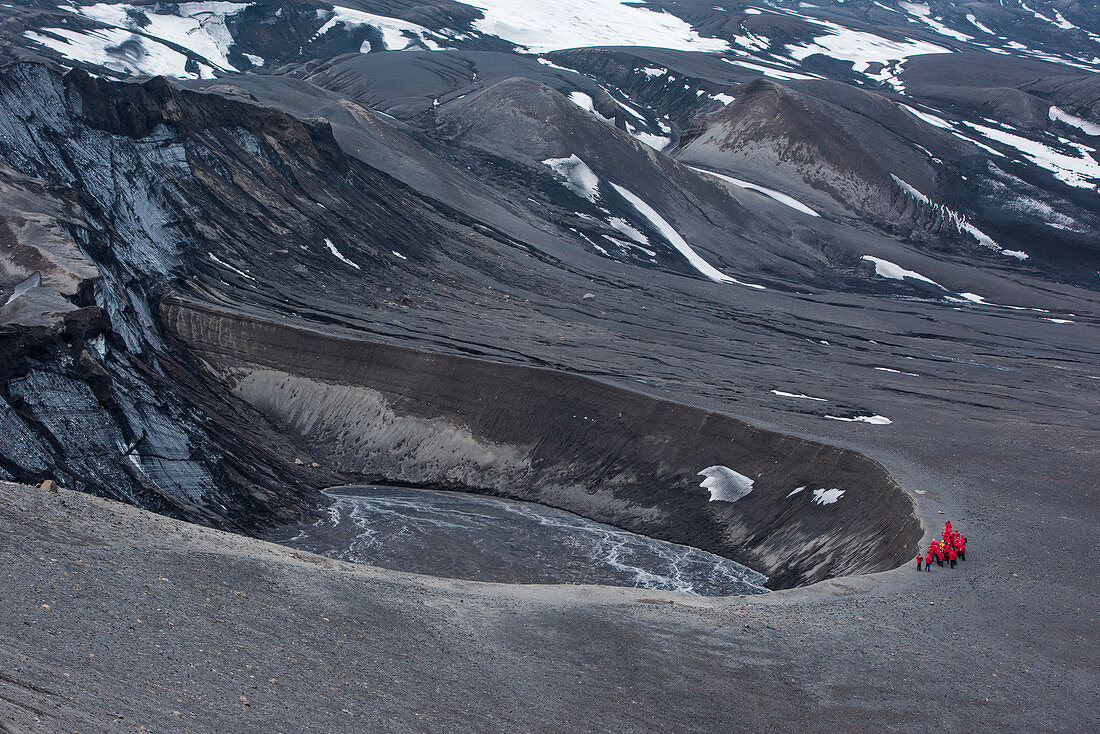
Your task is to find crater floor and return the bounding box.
[270,485,770,596]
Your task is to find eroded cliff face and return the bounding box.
[0,61,923,588]
[164,298,922,589]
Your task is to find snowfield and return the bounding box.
[467,0,729,53]
[27,2,251,78]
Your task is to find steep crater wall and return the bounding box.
[164,297,921,589]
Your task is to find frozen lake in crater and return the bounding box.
[272,486,769,596]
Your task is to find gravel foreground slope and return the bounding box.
[1,481,1095,733]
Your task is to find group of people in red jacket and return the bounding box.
[916,521,966,571]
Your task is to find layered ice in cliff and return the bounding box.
[698,466,754,503]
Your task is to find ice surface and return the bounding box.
[698,466,754,503]
[607,217,648,245]
[786,486,806,498]
[966,121,1100,192]
[282,486,770,595]
[609,183,764,288]
[468,0,728,53]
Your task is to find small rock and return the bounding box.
[310,462,320,468]
[582,292,595,300]
[293,458,304,466]
[40,480,58,493]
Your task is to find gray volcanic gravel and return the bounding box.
[0,473,1095,733]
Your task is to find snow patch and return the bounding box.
[824,414,892,424]
[208,253,256,281]
[860,255,940,286]
[543,155,600,201]
[698,466,754,503]
[811,488,845,505]
[609,183,764,288]
[772,390,827,401]
[874,367,919,376]
[1048,107,1100,137]
[786,485,806,498]
[567,91,595,113]
[721,57,817,80]
[631,131,671,151]
[325,239,360,269]
[689,167,819,216]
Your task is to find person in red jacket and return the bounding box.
[959,535,966,561]
[948,546,957,568]
[924,552,932,572]
[916,552,923,570]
